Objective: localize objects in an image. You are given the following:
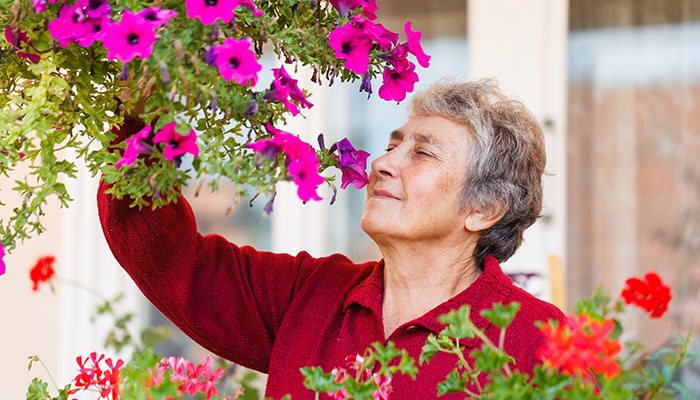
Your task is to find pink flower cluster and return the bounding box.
[327,0,430,103]
[73,352,124,400]
[25,0,265,85]
[186,0,263,25]
[328,354,392,400]
[115,122,199,170]
[248,123,325,202]
[148,356,226,400]
[263,66,314,116]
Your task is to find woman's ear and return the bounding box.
[464,207,504,232]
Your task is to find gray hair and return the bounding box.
[408,78,546,269]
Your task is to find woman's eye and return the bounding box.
[416,150,431,157]
[385,146,395,152]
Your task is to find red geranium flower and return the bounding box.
[30,256,56,291]
[621,272,672,318]
[536,313,622,379]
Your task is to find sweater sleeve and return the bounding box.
[98,121,317,373]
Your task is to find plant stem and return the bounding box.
[34,356,60,393]
[54,276,111,304]
[471,328,513,377]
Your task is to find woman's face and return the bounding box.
[360,115,472,245]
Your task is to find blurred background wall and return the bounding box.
[1,0,699,398]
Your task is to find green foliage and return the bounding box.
[25,378,50,400]
[437,304,476,340]
[480,302,520,329]
[0,0,385,253]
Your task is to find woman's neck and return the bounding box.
[378,237,482,338]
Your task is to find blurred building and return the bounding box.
[1,0,699,398]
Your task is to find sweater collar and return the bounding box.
[343,255,513,345]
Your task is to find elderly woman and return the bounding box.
[98,79,564,399]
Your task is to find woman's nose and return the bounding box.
[371,150,399,179]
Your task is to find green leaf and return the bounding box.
[25,378,50,400]
[437,305,476,340]
[470,344,515,373]
[436,369,467,396]
[419,334,440,365]
[300,367,343,393]
[480,301,521,329]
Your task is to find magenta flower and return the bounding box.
[378,61,418,103]
[46,0,109,48]
[0,241,6,276]
[248,134,284,165]
[274,66,313,109]
[238,0,263,17]
[48,1,87,48]
[288,153,324,202]
[404,21,430,68]
[329,0,364,18]
[263,66,313,116]
[212,37,261,85]
[334,138,369,189]
[4,27,41,62]
[362,0,377,20]
[138,7,179,29]
[32,0,64,13]
[328,23,374,75]
[264,80,298,115]
[76,15,109,47]
[378,44,408,69]
[352,16,398,51]
[102,10,156,62]
[185,0,238,25]
[249,123,324,202]
[153,122,200,168]
[115,125,153,169]
[84,0,110,18]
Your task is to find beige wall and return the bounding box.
[0,164,61,399]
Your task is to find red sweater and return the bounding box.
[98,122,566,399]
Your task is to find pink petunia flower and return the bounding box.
[46,0,109,48]
[153,122,199,168]
[334,138,370,189]
[249,123,324,202]
[76,15,109,47]
[186,0,238,25]
[378,61,418,103]
[329,0,364,19]
[48,1,88,48]
[274,66,313,109]
[102,10,157,62]
[84,0,110,19]
[138,7,179,29]
[0,241,6,276]
[263,79,298,115]
[352,16,398,52]
[288,152,324,203]
[238,0,263,17]
[212,37,261,85]
[328,23,374,75]
[263,66,313,115]
[378,44,408,69]
[32,0,64,13]
[115,125,153,169]
[404,21,430,68]
[362,0,377,20]
[4,27,41,62]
